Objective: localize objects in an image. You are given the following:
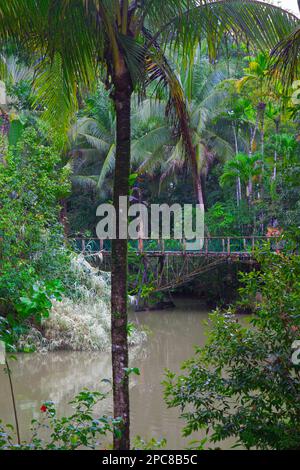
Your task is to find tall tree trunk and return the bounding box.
[232,124,242,207]
[272,117,280,181]
[250,108,260,156]
[192,145,205,208]
[260,116,265,157]
[237,177,242,206]
[196,176,204,207]
[247,175,254,209]
[0,109,9,164]
[111,69,132,450]
[59,199,68,237]
[258,102,266,201]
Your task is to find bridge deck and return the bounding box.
[70,236,281,293]
[71,236,280,257]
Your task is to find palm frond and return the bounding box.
[72,117,113,142]
[97,143,116,189]
[136,146,172,175]
[131,126,172,164]
[0,0,99,134]
[5,56,33,84]
[131,98,166,124]
[0,54,7,80]
[69,148,104,172]
[71,174,98,191]
[151,0,298,54]
[271,24,300,89]
[202,130,234,161]
[81,133,111,154]
[191,60,231,103]
[145,46,199,194]
[192,89,229,132]
[117,33,146,86]
[33,53,78,135]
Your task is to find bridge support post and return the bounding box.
[138,238,144,253]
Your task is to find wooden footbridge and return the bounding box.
[71,237,279,293]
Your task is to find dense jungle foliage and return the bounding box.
[1,0,300,452]
[4,48,300,315]
[1,3,300,325]
[165,242,300,450]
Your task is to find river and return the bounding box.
[0,298,213,450]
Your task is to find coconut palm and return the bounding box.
[68,85,117,197]
[90,62,235,207]
[69,88,173,199]
[271,0,300,87]
[0,0,297,450]
[158,59,235,207]
[97,60,236,205]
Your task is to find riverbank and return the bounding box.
[17,255,146,352]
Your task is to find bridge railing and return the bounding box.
[70,236,281,256]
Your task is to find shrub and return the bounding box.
[0,128,70,317]
[0,389,120,450]
[164,247,300,450]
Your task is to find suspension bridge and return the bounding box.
[71,236,279,293]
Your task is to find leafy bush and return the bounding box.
[164,247,300,450]
[16,279,64,323]
[0,389,120,450]
[133,436,167,450]
[0,127,70,339]
[205,201,254,237]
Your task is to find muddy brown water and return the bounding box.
[0,299,235,450]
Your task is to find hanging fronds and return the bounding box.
[271,25,300,90]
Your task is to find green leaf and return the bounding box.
[124,367,141,377]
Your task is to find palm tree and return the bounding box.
[68,85,116,197]
[98,60,236,206]
[0,0,297,450]
[237,52,271,156]
[271,0,300,87]
[220,152,262,204]
[160,59,235,207]
[69,88,172,199]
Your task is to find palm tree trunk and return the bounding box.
[196,176,205,207]
[272,117,280,181]
[237,177,242,206]
[247,177,253,206]
[191,145,205,208]
[250,113,259,155]
[258,102,266,202]
[232,124,241,207]
[111,70,132,451]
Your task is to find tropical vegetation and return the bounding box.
[0,0,300,452]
